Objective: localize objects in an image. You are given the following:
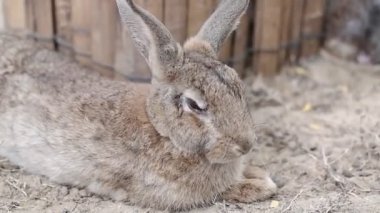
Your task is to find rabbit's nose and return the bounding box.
[237,140,252,155]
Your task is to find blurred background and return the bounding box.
[0,0,378,81]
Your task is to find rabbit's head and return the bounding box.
[117,0,254,164]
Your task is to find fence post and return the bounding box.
[54,0,73,54]
[31,0,55,49]
[3,0,28,32]
[253,0,283,76]
[91,0,118,78]
[301,0,326,57]
[287,0,305,63]
[279,0,293,66]
[71,0,92,66]
[164,0,188,44]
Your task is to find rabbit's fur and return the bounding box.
[0,0,277,210]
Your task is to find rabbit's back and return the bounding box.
[0,33,151,187]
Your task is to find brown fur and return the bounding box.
[0,0,277,211]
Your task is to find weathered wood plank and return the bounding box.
[253,0,282,76]
[32,0,54,49]
[279,0,293,65]
[91,0,118,78]
[3,0,27,31]
[0,0,5,30]
[54,0,73,54]
[164,0,187,44]
[187,0,215,36]
[301,0,326,57]
[288,0,305,62]
[71,0,92,65]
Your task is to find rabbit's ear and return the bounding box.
[116,0,181,81]
[194,0,249,53]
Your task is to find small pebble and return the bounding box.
[342,169,354,178]
[62,208,70,213]
[69,188,79,196]
[79,189,88,197]
[358,172,372,177]
[59,186,69,196]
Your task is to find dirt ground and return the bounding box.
[1,40,380,212]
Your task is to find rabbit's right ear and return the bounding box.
[116,0,181,82]
[186,0,249,56]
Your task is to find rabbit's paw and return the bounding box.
[206,143,249,164]
[242,164,273,180]
[221,167,277,203]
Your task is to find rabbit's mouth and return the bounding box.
[205,137,253,164]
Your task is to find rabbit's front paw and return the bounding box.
[221,167,277,203]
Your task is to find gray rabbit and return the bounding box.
[0,0,276,211]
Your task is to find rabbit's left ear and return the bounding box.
[116,0,181,82]
[193,0,249,54]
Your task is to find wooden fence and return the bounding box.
[1,0,327,81]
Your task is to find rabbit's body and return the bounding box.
[0,37,244,209]
[0,0,277,210]
[0,36,244,209]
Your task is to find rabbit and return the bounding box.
[0,0,277,211]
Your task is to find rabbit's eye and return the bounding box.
[185,98,207,113]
